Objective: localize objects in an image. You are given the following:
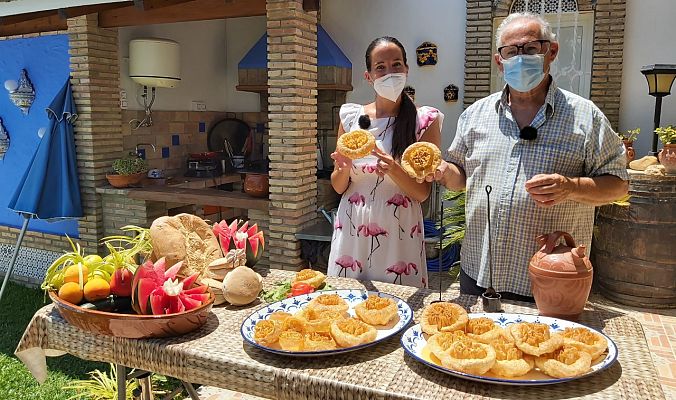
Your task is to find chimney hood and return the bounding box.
[237,25,352,92]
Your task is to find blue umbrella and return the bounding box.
[0,79,83,301]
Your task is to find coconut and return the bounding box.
[222,266,262,306]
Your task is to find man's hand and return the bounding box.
[424,160,451,183]
[330,151,352,172]
[525,174,576,208]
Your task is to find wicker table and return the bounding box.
[16,269,666,400]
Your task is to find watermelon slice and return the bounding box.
[131,258,209,315]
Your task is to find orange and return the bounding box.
[63,264,89,285]
[83,277,111,302]
[58,282,83,304]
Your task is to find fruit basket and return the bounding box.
[49,289,215,339]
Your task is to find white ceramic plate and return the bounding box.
[241,289,413,357]
[401,312,618,386]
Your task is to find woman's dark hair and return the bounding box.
[365,36,417,161]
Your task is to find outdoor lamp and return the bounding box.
[4,69,35,115]
[640,64,676,155]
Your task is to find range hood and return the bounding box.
[237,24,352,92]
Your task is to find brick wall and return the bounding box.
[99,190,167,238]
[266,0,318,270]
[465,0,625,129]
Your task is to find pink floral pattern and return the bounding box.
[328,104,443,288]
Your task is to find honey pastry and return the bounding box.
[420,302,469,335]
[429,331,496,375]
[401,141,442,180]
[304,331,338,351]
[278,330,305,351]
[464,317,504,344]
[281,316,308,334]
[330,317,377,348]
[354,295,398,326]
[253,319,282,346]
[296,307,346,333]
[488,335,535,378]
[269,311,292,324]
[508,323,563,356]
[561,327,608,359]
[535,345,592,378]
[293,269,326,289]
[307,293,350,315]
[336,129,376,160]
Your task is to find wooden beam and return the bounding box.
[0,14,66,36]
[134,0,195,10]
[303,0,320,12]
[0,2,132,36]
[99,0,266,28]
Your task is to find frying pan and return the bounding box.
[207,118,251,156]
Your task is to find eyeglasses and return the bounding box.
[498,40,550,59]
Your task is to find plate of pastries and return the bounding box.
[400,302,617,385]
[241,289,413,356]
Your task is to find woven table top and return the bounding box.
[16,269,666,400]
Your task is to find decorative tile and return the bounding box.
[137,148,146,160]
[162,147,170,158]
[0,245,62,281]
[199,122,206,133]
[256,123,265,133]
[172,134,180,146]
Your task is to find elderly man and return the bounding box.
[429,12,629,301]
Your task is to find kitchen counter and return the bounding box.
[96,174,242,195]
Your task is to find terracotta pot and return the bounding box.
[528,231,593,321]
[658,144,676,175]
[49,289,215,339]
[106,172,145,188]
[623,140,635,165]
[244,173,269,198]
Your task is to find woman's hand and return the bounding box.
[372,145,398,177]
[331,151,352,173]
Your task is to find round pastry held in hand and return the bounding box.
[401,141,442,180]
[336,129,376,160]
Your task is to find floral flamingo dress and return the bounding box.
[327,103,444,288]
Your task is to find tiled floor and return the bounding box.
[198,285,676,400]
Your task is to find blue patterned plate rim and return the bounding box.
[400,312,618,386]
[240,289,413,356]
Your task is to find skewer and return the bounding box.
[481,185,502,312]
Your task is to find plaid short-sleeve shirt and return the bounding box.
[447,80,629,296]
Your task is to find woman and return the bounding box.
[327,36,443,288]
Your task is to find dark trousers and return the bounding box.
[459,268,535,303]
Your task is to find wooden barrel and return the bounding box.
[592,172,676,308]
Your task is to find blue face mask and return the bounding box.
[501,54,546,93]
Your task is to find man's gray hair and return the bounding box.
[495,12,557,47]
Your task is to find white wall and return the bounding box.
[321,0,467,150]
[118,17,265,112]
[619,0,676,156]
[225,16,266,111]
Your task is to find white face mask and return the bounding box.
[372,73,407,102]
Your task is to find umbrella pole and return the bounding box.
[0,215,30,302]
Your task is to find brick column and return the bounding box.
[590,0,626,129]
[68,14,123,251]
[266,0,318,270]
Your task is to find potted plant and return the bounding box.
[655,125,676,174]
[105,154,148,188]
[618,128,640,164]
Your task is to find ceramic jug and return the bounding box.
[528,231,593,320]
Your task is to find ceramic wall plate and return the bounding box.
[241,289,412,357]
[401,312,618,386]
